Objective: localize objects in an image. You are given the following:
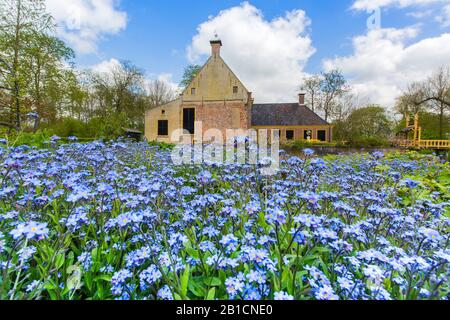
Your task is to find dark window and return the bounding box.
[286,130,294,140]
[161,109,166,115]
[233,86,238,94]
[183,108,195,134]
[158,120,168,136]
[318,130,326,142]
[304,130,312,140]
[191,88,196,95]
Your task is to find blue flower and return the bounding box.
[315,286,339,300]
[338,277,354,291]
[401,179,420,189]
[372,151,384,159]
[419,227,442,242]
[363,265,385,285]
[18,246,36,262]
[220,234,239,253]
[26,280,41,293]
[247,270,267,285]
[139,265,162,290]
[10,223,28,240]
[157,285,174,300]
[11,221,49,241]
[77,252,93,271]
[274,291,294,300]
[225,274,245,298]
[111,269,132,296]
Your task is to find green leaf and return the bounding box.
[173,293,183,301]
[67,251,75,266]
[66,265,83,292]
[188,279,206,297]
[203,277,222,287]
[180,265,190,299]
[84,273,93,291]
[44,280,58,291]
[206,288,216,300]
[55,253,65,270]
[94,275,112,282]
[185,247,199,259]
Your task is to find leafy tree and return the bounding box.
[180,64,201,89]
[346,105,392,140]
[0,0,53,129]
[23,33,75,127]
[89,60,147,129]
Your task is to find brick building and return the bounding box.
[145,39,332,143]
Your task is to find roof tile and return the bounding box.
[251,103,329,126]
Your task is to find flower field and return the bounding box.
[0,139,449,300]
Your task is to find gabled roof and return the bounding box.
[181,55,250,100]
[251,103,329,127]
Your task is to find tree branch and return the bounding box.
[415,97,450,107]
[0,85,13,91]
[0,122,14,129]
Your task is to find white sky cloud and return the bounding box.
[89,58,121,74]
[351,0,449,11]
[406,9,434,18]
[147,73,181,95]
[436,4,450,26]
[88,60,181,95]
[46,0,127,54]
[187,1,315,103]
[323,27,450,107]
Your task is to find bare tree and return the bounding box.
[427,67,450,139]
[147,79,175,109]
[334,92,366,123]
[300,75,322,112]
[400,67,450,138]
[396,82,426,116]
[319,70,349,122]
[409,67,450,107]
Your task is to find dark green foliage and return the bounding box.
[334,105,393,145]
[5,129,54,147]
[396,112,450,140]
[147,140,175,151]
[345,137,391,148]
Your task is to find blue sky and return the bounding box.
[46,0,450,105]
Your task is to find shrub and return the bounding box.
[1,129,55,148]
[50,118,86,138]
[147,140,175,151]
[346,137,390,148]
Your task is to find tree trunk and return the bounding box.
[12,0,22,131]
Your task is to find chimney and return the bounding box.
[210,39,222,57]
[298,93,305,105]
